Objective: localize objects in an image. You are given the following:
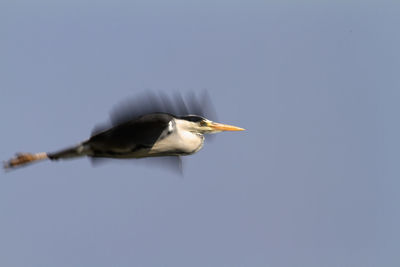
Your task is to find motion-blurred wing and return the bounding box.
[89,155,183,175]
[107,90,218,128]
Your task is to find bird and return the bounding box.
[4,91,244,170]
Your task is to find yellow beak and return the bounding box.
[209,122,245,132]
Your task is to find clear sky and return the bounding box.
[1,0,399,266]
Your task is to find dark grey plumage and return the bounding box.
[87,113,174,158]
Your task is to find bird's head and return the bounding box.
[178,115,245,134]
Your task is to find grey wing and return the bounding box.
[86,114,173,158]
[109,90,218,127]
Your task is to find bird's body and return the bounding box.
[4,92,244,170]
[49,113,205,160]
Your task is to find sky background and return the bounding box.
[1,0,399,266]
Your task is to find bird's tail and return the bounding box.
[4,143,89,170]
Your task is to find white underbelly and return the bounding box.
[149,130,204,156]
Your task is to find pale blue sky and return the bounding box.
[1,1,399,266]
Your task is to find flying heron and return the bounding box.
[4,91,244,170]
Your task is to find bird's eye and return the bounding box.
[200,120,207,127]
